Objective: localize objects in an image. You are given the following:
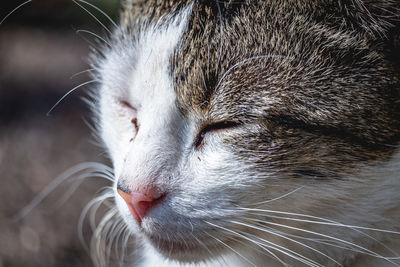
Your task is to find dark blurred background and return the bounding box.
[0,0,120,266]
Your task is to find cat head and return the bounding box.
[94,1,400,265]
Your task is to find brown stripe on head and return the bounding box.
[120,0,192,30]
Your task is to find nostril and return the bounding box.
[117,180,131,194]
[117,187,165,223]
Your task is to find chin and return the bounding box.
[135,214,221,263]
[143,233,216,263]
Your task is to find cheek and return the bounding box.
[183,138,254,193]
[185,138,303,208]
[100,104,139,171]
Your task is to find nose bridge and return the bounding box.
[120,115,184,189]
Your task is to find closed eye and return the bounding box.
[194,121,241,149]
[120,100,139,132]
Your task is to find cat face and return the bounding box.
[96,1,400,265]
[99,9,256,262]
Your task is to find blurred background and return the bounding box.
[0,0,120,266]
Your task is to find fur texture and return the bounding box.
[93,0,400,266]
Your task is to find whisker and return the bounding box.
[115,225,131,264]
[191,232,217,261]
[243,230,323,267]
[274,230,400,261]
[118,226,132,267]
[200,231,230,267]
[91,208,119,266]
[206,221,320,267]
[105,218,125,266]
[0,0,32,25]
[237,230,321,267]
[48,174,89,212]
[242,210,400,258]
[47,79,99,115]
[238,207,400,235]
[70,68,95,79]
[229,234,288,267]
[251,186,305,206]
[50,169,113,211]
[75,0,118,29]
[15,162,112,220]
[72,0,112,35]
[203,228,257,267]
[244,217,399,265]
[78,188,114,249]
[113,220,127,258]
[76,31,104,56]
[232,219,343,266]
[76,29,111,46]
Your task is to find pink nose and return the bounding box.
[117,187,164,223]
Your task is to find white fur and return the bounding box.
[100,8,191,177]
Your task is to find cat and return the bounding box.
[91,0,400,266]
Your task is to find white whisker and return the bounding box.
[191,232,216,261]
[76,29,111,46]
[72,0,112,35]
[242,210,400,258]
[50,169,113,211]
[240,230,322,267]
[244,217,399,265]
[119,227,133,267]
[47,79,99,115]
[251,186,305,206]
[232,219,343,266]
[78,188,114,249]
[76,30,104,55]
[91,208,119,266]
[235,234,288,267]
[15,162,112,220]
[75,0,118,29]
[70,68,95,79]
[0,0,32,25]
[238,207,400,235]
[105,218,125,266]
[206,221,322,267]
[203,227,257,267]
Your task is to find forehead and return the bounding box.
[122,1,361,109]
[121,1,304,112]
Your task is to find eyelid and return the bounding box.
[119,100,139,131]
[119,100,138,117]
[120,100,136,111]
[194,121,241,149]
